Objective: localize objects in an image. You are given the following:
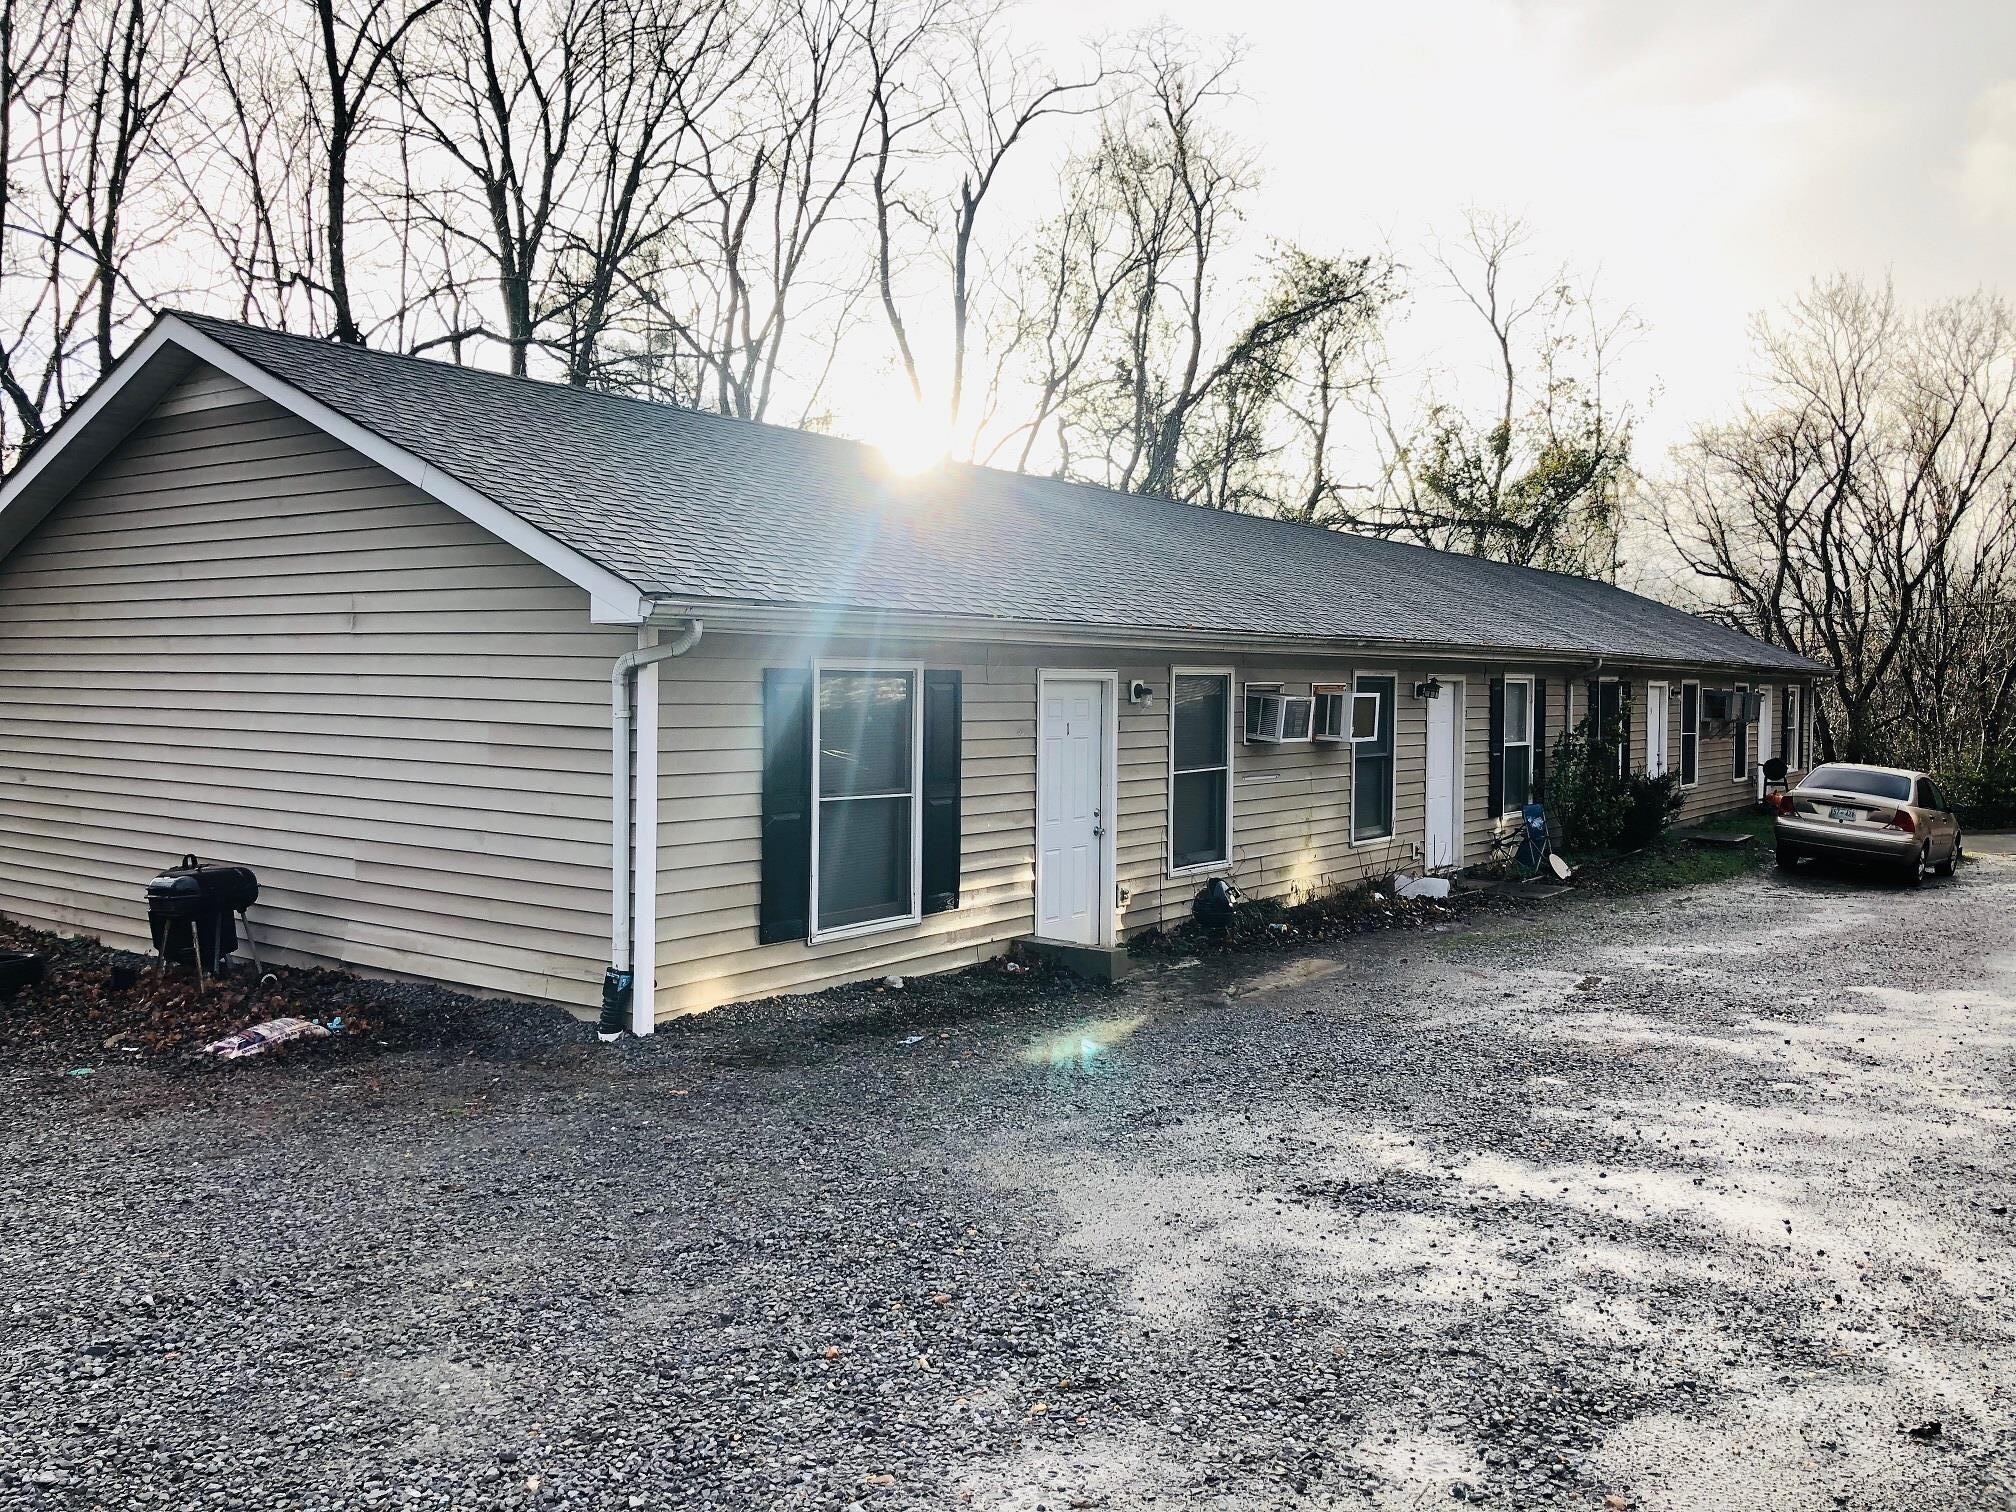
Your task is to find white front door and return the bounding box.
[1646,683,1669,777]
[1757,685,1775,792]
[1036,677,1108,945]
[1424,684,1462,870]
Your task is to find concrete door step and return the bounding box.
[1014,937,1133,983]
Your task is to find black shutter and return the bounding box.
[759,668,813,944]
[1487,677,1505,816]
[921,670,962,915]
[1533,678,1548,799]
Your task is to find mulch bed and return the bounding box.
[0,915,566,1069]
[0,916,1096,1072]
[1129,880,1482,959]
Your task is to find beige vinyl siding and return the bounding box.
[0,363,626,1007]
[650,645,1810,1019]
[652,645,1494,1016]
[652,637,1031,1016]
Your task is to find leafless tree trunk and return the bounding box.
[1666,276,2016,779]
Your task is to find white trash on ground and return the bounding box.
[202,1017,330,1059]
[1393,874,1453,900]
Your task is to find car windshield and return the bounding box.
[1801,765,1912,802]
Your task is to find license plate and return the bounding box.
[1829,805,1858,823]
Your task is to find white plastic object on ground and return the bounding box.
[202,1017,330,1059]
[1394,874,1453,900]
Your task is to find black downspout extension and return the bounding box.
[599,969,632,1037]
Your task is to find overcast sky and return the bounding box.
[1014,0,2016,459]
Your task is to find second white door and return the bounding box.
[1036,678,1107,945]
[1646,683,1669,778]
[1424,684,1463,870]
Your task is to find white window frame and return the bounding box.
[1349,690,1383,743]
[1782,683,1800,771]
[1313,682,1350,743]
[1591,673,1628,779]
[808,660,925,945]
[1501,674,1536,815]
[1349,668,1399,846]
[1168,666,1235,877]
[1680,679,1700,791]
[1645,681,1669,778]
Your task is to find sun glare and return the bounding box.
[871,398,952,476]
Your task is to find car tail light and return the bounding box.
[1889,808,1916,833]
[1768,792,1796,815]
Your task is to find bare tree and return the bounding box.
[1353,211,1637,576]
[627,0,886,420]
[1,0,195,458]
[391,0,597,375]
[864,0,1101,441]
[0,0,66,453]
[1666,276,2016,782]
[976,164,1137,470]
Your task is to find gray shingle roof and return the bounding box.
[178,313,1817,674]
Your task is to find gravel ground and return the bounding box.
[3,847,2014,1511]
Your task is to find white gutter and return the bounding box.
[602,617,703,1041]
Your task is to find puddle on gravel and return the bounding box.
[1226,955,1349,998]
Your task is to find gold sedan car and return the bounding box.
[1772,763,1963,883]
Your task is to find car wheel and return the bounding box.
[1902,844,1929,886]
[1775,842,1802,869]
[1935,835,1962,877]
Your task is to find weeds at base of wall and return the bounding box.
[1129,877,1467,959]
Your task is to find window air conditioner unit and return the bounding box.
[1701,689,1733,722]
[1248,692,1314,744]
[1739,689,1765,722]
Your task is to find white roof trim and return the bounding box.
[0,316,651,623]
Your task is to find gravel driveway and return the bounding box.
[4,849,2014,1511]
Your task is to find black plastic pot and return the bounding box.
[0,951,47,997]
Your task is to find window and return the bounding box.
[1680,681,1699,788]
[1803,765,1909,802]
[1502,676,1534,812]
[1170,672,1232,871]
[1596,678,1626,778]
[812,666,919,938]
[1351,691,1382,741]
[1732,682,1750,782]
[1351,674,1397,841]
[1782,685,1801,770]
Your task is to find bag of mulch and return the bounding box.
[202,1017,330,1059]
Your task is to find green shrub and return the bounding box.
[1619,771,1684,850]
[1544,700,1682,852]
[1940,749,2016,829]
[1545,711,1626,851]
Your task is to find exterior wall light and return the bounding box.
[1412,677,1443,700]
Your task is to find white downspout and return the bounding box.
[603,617,702,1041]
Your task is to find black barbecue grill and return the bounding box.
[145,855,260,974]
